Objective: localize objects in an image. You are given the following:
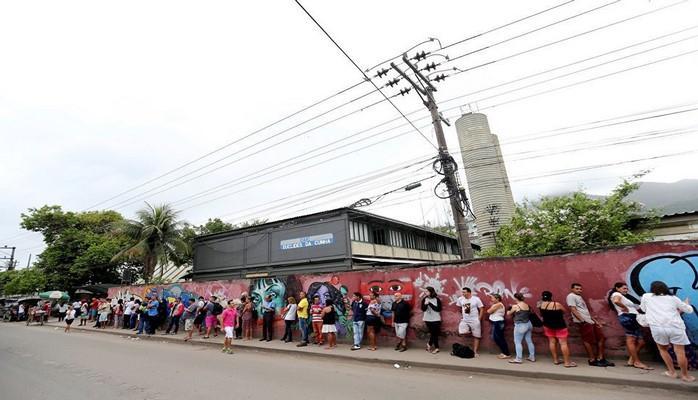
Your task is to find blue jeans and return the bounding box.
[129,313,137,329]
[490,320,510,356]
[137,316,145,334]
[513,321,535,361]
[298,318,309,343]
[353,320,365,347]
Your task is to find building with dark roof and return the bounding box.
[192,208,474,280]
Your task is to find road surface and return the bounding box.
[0,323,692,400]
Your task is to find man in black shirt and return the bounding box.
[391,292,411,352]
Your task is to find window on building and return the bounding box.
[350,221,369,242]
[389,230,404,248]
[415,235,427,251]
[372,228,387,245]
[404,232,416,249]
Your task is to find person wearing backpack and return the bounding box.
[506,292,536,364]
[203,295,220,339]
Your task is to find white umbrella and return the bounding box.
[46,291,65,299]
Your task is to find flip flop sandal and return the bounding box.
[564,363,577,368]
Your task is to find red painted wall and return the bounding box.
[109,241,698,355]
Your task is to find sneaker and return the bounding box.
[296,342,308,347]
[394,344,401,351]
[398,346,407,352]
[588,360,600,367]
[598,359,615,367]
[350,345,360,351]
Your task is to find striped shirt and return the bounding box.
[310,304,323,322]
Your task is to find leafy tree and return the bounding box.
[484,181,657,257]
[112,203,185,283]
[20,205,135,290]
[2,268,47,295]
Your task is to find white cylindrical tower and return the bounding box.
[455,113,515,250]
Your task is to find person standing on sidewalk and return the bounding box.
[350,292,368,350]
[123,297,134,329]
[146,296,160,335]
[113,299,124,329]
[182,298,198,342]
[507,292,535,364]
[97,298,111,329]
[487,293,511,359]
[392,292,411,352]
[456,287,484,357]
[242,296,254,340]
[79,302,88,326]
[296,291,310,347]
[64,305,75,333]
[539,291,575,367]
[203,296,220,339]
[310,296,324,345]
[321,299,337,349]
[261,294,275,342]
[165,297,184,335]
[89,297,99,322]
[640,280,695,382]
[365,293,382,351]
[608,282,651,370]
[194,296,206,336]
[567,283,614,367]
[57,302,67,322]
[281,297,297,343]
[421,287,442,354]
[219,300,238,354]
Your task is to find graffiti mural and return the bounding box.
[307,278,351,337]
[627,252,698,344]
[107,242,698,355]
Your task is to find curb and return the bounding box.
[42,324,697,393]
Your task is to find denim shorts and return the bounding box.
[618,313,643,338]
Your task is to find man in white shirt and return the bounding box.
[123,297,135,329]
[567,283,614,367]
[455,287,484,356]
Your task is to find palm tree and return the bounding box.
[112,203,184,283]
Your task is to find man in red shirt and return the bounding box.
[89,298,99,321]
[165,297,185,335]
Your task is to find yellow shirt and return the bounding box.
[297,297,309,319]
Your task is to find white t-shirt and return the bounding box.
[456,295,483,321]
[640,293,693,330]
[72,301,81,309]
[566,293,593,323]
[66,310,76,320]
[284,304,298,321]
[610,292,638,316]
[58,304,68,313]
[124,301,135,316]
[488,303,505,322]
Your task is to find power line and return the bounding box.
[292,0,437,150]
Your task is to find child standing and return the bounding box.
[310,296,324,345]
[64,305,76,333]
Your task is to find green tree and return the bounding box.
[2,268,47,295]
[112,203,185,283]
[484,181,657,257]
[20,205,134,290]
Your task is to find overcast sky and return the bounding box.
[1,0,697,268]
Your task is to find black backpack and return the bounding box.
[451,343,475,359]
[212,302,223,316]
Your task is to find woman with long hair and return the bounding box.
[421,287,442,354]
[487,293,510,359]
[539,291,575,367]
[608,281,651,370]
[365,293,382,351]
[507,292,535,364]
[242,296,254,340]
[640,281,695,382]
[321,299,337,349]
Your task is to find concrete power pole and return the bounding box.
[390,55,474,259]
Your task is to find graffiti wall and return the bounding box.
[109,241,698,355]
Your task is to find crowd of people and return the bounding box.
[51,279,694,382]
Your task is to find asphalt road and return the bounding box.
[0,323,693,400]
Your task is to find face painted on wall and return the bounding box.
[360,279,414,314]
[250,278,286,315]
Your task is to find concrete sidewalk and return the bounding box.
[36,321,697,393]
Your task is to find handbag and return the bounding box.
[636,313,649,327]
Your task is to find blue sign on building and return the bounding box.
[280,233,334,250]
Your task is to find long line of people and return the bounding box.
[55,279,694,382]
